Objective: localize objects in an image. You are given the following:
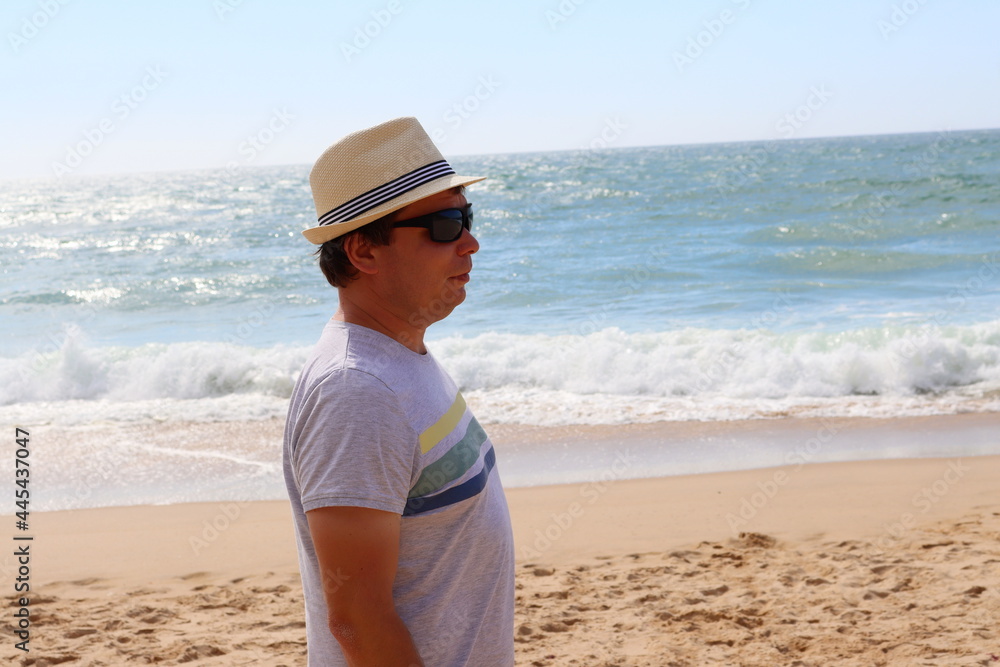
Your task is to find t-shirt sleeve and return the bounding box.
[289,368,418,515]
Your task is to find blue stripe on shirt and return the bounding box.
[403,446,497,517]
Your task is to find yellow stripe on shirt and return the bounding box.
[419,392,467,454]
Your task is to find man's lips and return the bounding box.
[451,265,472,282]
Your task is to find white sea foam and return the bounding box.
[2,322,998,426]
[1,328,308,405]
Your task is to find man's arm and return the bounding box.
[306,505,424,667]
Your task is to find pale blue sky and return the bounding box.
[3,0,998,180]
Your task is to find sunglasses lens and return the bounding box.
[432,217,463,242]
[430,207,471,242]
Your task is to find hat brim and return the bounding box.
[302,173,486,245]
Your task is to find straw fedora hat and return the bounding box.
[303,116,485,244]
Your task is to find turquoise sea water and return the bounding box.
[2,129,999,509]
[4,129,999,417]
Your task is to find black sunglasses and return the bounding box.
[392,204,473,243]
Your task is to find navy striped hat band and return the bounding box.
[317,159,456,227]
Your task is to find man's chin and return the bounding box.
[435,290,466,316]
[443,280,468,304]
[409,288,466,329]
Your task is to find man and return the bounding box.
[283,117,515,666]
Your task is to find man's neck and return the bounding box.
[334,297,427,355]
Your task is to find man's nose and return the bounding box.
[458,228,479,255]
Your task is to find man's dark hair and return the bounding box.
[315,214,394,288]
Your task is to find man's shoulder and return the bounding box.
[314,320,413,365]
[300,321,427,393]
[293,320,455,424]
[314,321,445,386]
[288,361,406,435]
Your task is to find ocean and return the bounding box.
[3,129,999,511]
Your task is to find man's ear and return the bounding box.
[342,233,380,276]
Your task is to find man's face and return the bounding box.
[371,188,479,330]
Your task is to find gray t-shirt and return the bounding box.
[283,320,515,666]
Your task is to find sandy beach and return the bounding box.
[6,423,999,666]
